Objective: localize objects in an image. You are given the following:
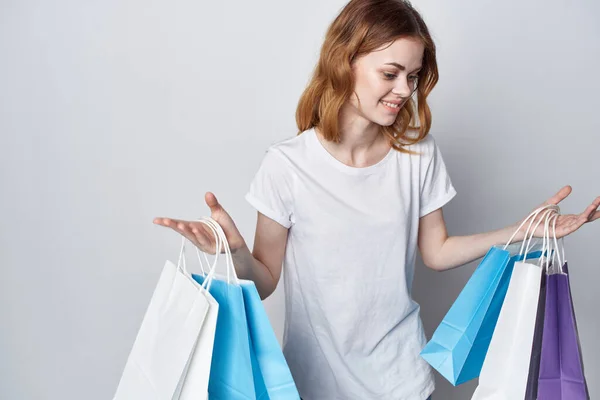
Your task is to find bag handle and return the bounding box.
[539,211,559,271]
[175,220,223,292]
[194,216,240,286]
[533,210,565,274]
[521,207,558,261]
[524,207,556,259]
[531,211,566,274]
[191,219,220,277]
[503,204,560,251]
[549,213,567,274]
[195,219,224,291]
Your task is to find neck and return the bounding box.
[315,108,391,168]
[336,104,381,149]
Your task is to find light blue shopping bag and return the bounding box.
[240,281,300,400]
[420,242,544,386]
[193,273,256,400]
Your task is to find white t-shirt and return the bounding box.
[245,127,457,400]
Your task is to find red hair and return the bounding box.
[295,0,438,153]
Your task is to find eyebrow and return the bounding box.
[384,62,422,73]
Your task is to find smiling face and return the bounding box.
[347,36,425,127]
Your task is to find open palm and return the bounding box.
[153,192,246,254]
[520,186,600,240]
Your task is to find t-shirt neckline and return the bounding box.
[308,127,395,175]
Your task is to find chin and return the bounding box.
[379,118,397,127]
[368,114,397,127]
[358,107,400,127]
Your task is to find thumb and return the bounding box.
[205,191,224,214]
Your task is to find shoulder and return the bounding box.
[261,129,312,165]
[267,129,310,153]
[402,133,438,160]
[253,129,311,176]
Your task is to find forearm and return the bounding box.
[429,223,525,271]
[231,244,277,299]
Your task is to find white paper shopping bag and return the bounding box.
[114,236,217,400]
[178,220,224,400]
[472,207,559,400]
[178,290,218,400]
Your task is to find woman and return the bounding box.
[154,0,600,398]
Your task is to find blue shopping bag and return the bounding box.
[420,242,544,385]
[193,273,256,400]
[240,281,300,400]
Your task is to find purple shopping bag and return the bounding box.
[537,262,589,400]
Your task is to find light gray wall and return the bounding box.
[1,0,598,399]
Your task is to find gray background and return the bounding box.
[1,0,598,398]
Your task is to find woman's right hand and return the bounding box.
[153,192,246,254]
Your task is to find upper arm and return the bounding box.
[251,211,289,289]
[418,207,449,270]
[245,148,296,289]
[244,148,295,296]
[415,135,456,269]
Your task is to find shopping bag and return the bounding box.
[114,236,216,400]
[420,205,556,386]
[537,256,590,399]
[524,266,547,400]
[472,207,558,399]
[241,281,300,400]
[192,217,256,400]
[178,219,225,399]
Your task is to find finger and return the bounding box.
[190,223,213,248]
[589,210,600,223]
[153,217,186,228]
[153,217,170,226]
[174,222,207,248]
[578,196,600,221]
[154,218,215,251]
[541,185,572,207]
[192,223,221,254]
[583,197,600,221]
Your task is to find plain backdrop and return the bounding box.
[1,0,598,399]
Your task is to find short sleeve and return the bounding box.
[245,149,295,228]
[418,136,457,217]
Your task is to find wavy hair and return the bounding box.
[295,0,438,153]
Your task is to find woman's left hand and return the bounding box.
[516,185,600,240]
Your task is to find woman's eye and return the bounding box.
[383,72,397,80]
[408,75,418,81]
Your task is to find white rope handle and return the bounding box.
[535,213,566,275]
[540,212,558,271]
[534,210,550,270]
[521,208,552,257]
[503,204,560,251]
[525,209,557,265]
[175,219,223,292]
[550,214,566,274]
[176,236,191,275]
[522,208,558,261]
[191,219,222,277]
[195,216,240,285]
[195,218,230,284]
[194,219,223,292]
[548,214,562,272]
